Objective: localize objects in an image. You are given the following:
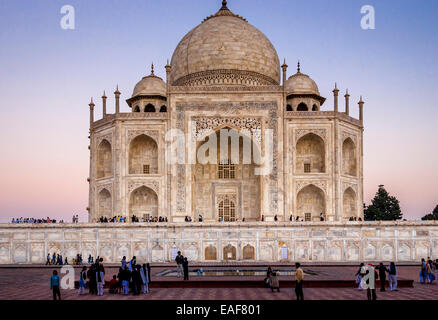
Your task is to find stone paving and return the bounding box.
[0,265,437,300]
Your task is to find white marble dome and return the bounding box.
[132,68,166,98]
[285,69,320,95]
[169,1,280,86]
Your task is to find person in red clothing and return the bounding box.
[108,275,119,294]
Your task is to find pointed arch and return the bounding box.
[312,104,318,111]
[296,133,325,173]
[297,102,308,111]
[242,244,255,260]
[159,105,167,112]
[144,104,156,112]
[98,188,112,219]
[97,139,112,178]
[342,138,357,176]
[286,104,293,111]
[343,187,357,220]
[129,186,158,218]
[296,184,325,221]
[129,135,158,174]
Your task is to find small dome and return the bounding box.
[285,64,319,95]
[170,1,280,86]
[132,65,166,97]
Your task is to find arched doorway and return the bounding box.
[218,195,236,222]
[96,140,112,178]
[129,186,158,219]
[296,184,325,221]
[342,138,357,176]
[296,133,325,173]
[129,135,158,174]
[97,189,112,219]
[343,187,357,220]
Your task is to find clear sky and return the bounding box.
[0,0,437,222]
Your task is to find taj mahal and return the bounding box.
[89,0,364,223]
[0,1,436,264]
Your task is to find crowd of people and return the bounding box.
[46,252,88,266]
[11,217,64,224]
[97,215,168,223]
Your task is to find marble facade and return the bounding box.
[0,221,437,264]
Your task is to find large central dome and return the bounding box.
[170,1,281,86]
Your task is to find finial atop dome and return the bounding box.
[203,0,247,23]
[151,63,155,75]
[297,60,301,73]
[221,0,228,9]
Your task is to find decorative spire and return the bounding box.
[151,62,155,75]
[297,60,301,73]
[203,0,247,23]
[89,97,95,107]
[221,0,228,9]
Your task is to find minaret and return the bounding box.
[358,96,364,123]
[344,89,350,115]
[114,85,120,114]
[89,98,95,128]
[102,91,107,116]
[333,83,339,112]
[165,59,172,94]
[281,59,288,86]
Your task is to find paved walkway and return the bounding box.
[0,265,437,300]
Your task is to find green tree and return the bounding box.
[364,185,402,221]
[421,205,438,220]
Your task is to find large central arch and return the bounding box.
[192,127,261,222]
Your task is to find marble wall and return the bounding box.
[0,221,437,264]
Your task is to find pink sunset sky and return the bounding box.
[0,0,437,222]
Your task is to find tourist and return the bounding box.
[435,259,438,285]
[88,265,97,295]
[109,275,119,294]
[52,252,56,265]
[355,263,364,290]
[377,263,388,291]
[96,264,105,296]
[388,262,398,291]
[121,256,127,269]
[129,256,136,272]
[427,259,435,284]
[183,257,189,281]
[121,266,131,295]
[45,253,51,265]
[65,257,68,265]
[294,262,304,300]
[175,251,184,277]
[132,265,142,295]
[264,266,273,287]
[140,263,150,293]
[50,270,61,300]
[363,264,378,301]
[420,258,427,284]
[269,272,280,292]
[289,215,293,222]
[274,215,278,222]
[146,263,151,284]
[78,266,87,295]
[261,215,265,222]
[320,212,325,221]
